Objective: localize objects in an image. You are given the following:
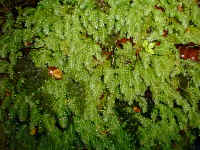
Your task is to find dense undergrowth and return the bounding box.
[0,0,200,149]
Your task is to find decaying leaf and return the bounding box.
[48,66,62,80]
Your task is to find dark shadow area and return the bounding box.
[0,55,49,150]
[13,56,48,94]
[142,87,155,118]
[114,99,141,147]
[66,79,86,116]
[0,49,88,149]
[0,123,8,150]
[0,0,40,34]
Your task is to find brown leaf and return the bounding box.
[48,66,63,80]
[133,106,141,113]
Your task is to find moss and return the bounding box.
[1,0,200,149]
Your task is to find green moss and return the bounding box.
[1,0,200,149]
